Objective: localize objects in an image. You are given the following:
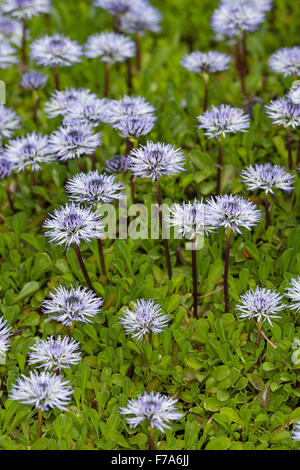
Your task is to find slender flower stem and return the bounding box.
[37,409,43,439]
[256,320,262,348]
[136,33,141,71]
[236,36,246,96]
[203,73,209,112]
[21,19,27,69]
[32,90,38,126]
[5,184,15,213]
[216,138,223,195]
[104,63,110,97]
[125,138,131,157]
[286,128,293,170]
[242,31,249,76]
[265,192,271,228]
[97,238,107,276]
[77,157,84,172]
[156,180,172,280]
[30,168,36,186]
[192,239,198,318]
[54,67,60,90]
[73,244,96,293]
[297,134,300,168]
[127,58,133,93]
[69,322,74,339]
[147,425,155,450]
[224,227,231,313]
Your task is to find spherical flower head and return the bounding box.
[265,97,300,129]
[292,421,300,443]
[94,0,136,15]
[20,72,48,90]
[197,104,250,139]
[48,124,102,162]
[165,199,215,240]
[113,116,155,138]
[0,316,12,359]
[42,285,103,326]
[85,32,135,64]
[63,98,111,127]
[120,391,183,433]
[0,105,20,139]
[241,163,294,195]
[45,87,97,119]
[119,298,169,341]
[103,95,155,124]
[0,41,18,69]
[105,154,129,173]
[0,17,23,47]
[65,170,125,205]
[9,370,73,412]
[285,277,300,313]
[0,156,15,179]
[30,34,82,68]
[207,194,262,234]
[236,286,286,326]
[120,4,162,34]
[269,47,300,78]
[211,3,265,39]
[129,141,185,181]
[180,51,231,75]
[1,0,51,19]
[28,335,81,371]
[288,85,300,105]
[220,0,273,13]
[4,132,53,172]
[44,203,104,249]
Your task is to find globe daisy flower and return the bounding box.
[4,132,53,177]
[236,286,286,346]
[220,0,273,12]
[63,98,111,127]
[0,17,23,47]
[113,116,155,139]
[291,421,300,445]
[119,299,169,341]
[165,199,215,317]
[42,285,103,326]
[65,170,125,205]
[20,72,48,90]
[0,316,12,360]
[120,391,183,444]
[28,335,81,372]
[105,154,129,173]
[241,163,294,227]
[288,85,300,105]
[94,0,134,15]
[0,156,15,212]
[103,95,155,124]
[207,194,262,313]
[30,34,82,89]
[45,87,97,119]
[265,97,300,169]
[44,203,104,291]
[269,47,300,78]
[0,41,18,69]
[197,104,250,193]
[1,0,51,19]
[181,51,231,110]
[85,32,136,96]
[285,277,300,313]
[0,105,21,140]
[48,124,102,167]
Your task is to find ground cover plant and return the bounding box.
[1,0,300,451]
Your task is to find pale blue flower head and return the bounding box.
[30,34,82,68]
[197,104,250,139]
[85,32,135,64]
[292,421,300,444]
[42,285,103,326]
[129,141,185,181]
[207,194,262,234]
[44,203,104,249]
[119,298,169,341]
[103,95,155,124]
[48,124,102,162]
[285,277,300,313]
[113,116,155,138]
[1,0,51,19]
[211,3,265,39]
[4,132,53,172]
[0,316,12,359]
[63,98,111,127]
[265,97,300,129]
[65,170,125,205]
[20,72,48,90]
[0,105,20,139]
[120,3,162,34]
[220,0,273,13]
[28,335,81,371]
[0,156,15,179]
[288,85,300,105]
[105,154,129,173]
[241,163,295,194]
[45,87,97,119]
[236,286,286,326]
[181,51,231,74]
[94,0,136,15]
[0,17,23,47]
[120,391,183,432]
[269,47,300,78]
[9,370,73,412]
[0,41,18,69]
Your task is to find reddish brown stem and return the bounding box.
[265,193,271,228]
[54,67,60,90]
[73,244,95,293]
[97,238,107,276]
